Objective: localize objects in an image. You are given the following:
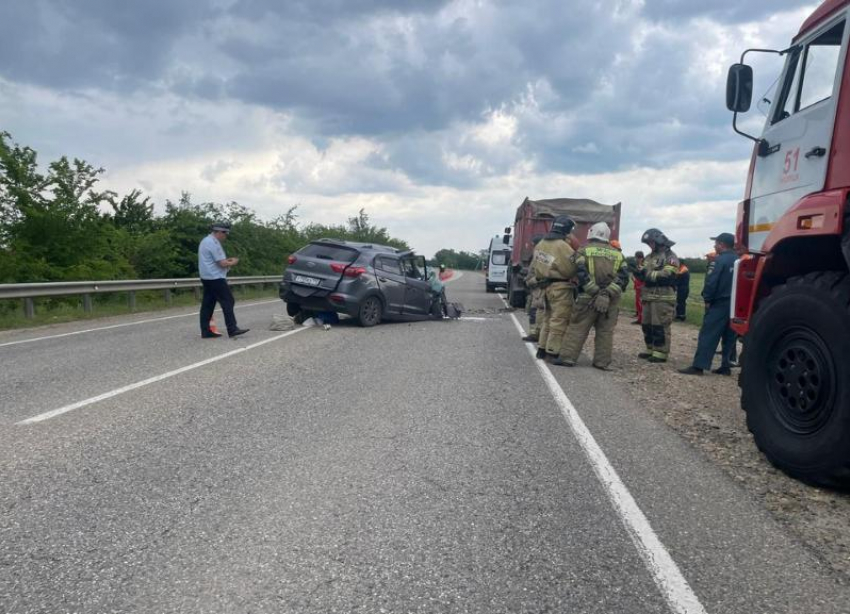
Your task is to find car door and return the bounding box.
[749,17,847,251]
[401,255,432,315]
[374,256,405,315]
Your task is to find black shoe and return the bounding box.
[647,356,667,363]
[592,364,612,371]
[550,356,575,367]
[201,331,222,338]
[678,366,703,375]
[521,335,538,342]
[637,352,652,359]
[229,328,250,338]
[675,316,686,321]
[712,366,732,375]
[536,348,546,359]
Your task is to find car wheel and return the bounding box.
[285,301,301,317]
[741,272,850,488]
[358,296,382,327]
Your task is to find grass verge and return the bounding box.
[0,285,280,331]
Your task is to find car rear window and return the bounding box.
[299,243,358,263]
[491,251,509,265]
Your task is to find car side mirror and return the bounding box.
[726,64,753,113]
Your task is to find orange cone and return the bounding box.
[209,316,220,335]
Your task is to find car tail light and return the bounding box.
[343,266,366,278]
[287,255,297,265]
[329,294,345,303]
[330,262,346,273]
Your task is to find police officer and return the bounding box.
[633,228,679,362]
[557,222,629,370]
[679,233,738,375]
[198,221,250,339]
[521,235,545,343]
[533,216,578,361]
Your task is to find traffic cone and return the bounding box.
[209,315,220,335]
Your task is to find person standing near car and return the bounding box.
[533,216,578,362]
[198,221,249,339]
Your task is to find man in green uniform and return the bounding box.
[521,235,545,343]
[633,228,679,363]
[533,216,577,362]
[557,222,629,370]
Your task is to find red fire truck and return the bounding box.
[726,0,850,487]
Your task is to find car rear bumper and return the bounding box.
[280,282,360,317]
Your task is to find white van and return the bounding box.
[486,231,513,293]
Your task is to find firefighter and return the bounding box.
[679,233,739,375]
[521,235,546,343]
[557,222,629,370]
[633,228,680,363]
[533,216,578,361]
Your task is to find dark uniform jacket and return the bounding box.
[702,250,737,305]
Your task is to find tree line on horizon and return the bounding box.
[0,131,411,285]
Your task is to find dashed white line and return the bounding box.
[501,294,707,614]
[0,299,280,349]
[17,326,308,425]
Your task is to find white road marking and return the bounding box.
[502,296,707,614]
[17,327,308,425]
[0,299,280,349]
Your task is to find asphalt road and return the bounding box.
[1,273,848,613]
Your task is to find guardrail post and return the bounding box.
[193,287,201,301]
[24,298,35,319]
[164,289,172,305]
[83,294,93,313]
[128,291,136,311]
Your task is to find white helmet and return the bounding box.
[587,222,611,242]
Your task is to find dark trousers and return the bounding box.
[200,278,238,334]
[676,279,690,319]
[692,299,736,370]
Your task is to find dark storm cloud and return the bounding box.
[0,0,816,189]
[641,0,814,23]
[0,0,217,90]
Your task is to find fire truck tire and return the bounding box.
[741,271,850,489]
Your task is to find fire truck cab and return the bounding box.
[726,0,850,488]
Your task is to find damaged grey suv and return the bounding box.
[280,239,442,327]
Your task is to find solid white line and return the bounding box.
[0,299,280,349]
[17,327,308,425]
[502,296,706,614]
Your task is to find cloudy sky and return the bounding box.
[0,0,820,257]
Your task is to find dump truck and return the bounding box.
[725,0,850,487]
[506,197,621,308]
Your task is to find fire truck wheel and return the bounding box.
[741,272,850,489]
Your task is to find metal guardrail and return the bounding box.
[0,276,281,318]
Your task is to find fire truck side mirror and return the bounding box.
[726,64,753,113]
